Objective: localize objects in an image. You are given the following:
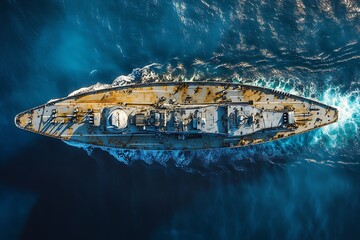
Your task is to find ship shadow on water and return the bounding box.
[0,137,280,239]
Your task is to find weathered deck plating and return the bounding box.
[15,82,338,150]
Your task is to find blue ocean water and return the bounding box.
[0,0,359,239]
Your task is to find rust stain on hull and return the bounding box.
[14,82,338,150]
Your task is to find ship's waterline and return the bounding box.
[15,81,337,150]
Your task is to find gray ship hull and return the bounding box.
[15,82,338,150]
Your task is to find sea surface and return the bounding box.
[1,0,360,239]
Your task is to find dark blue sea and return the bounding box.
[1,0,360,239]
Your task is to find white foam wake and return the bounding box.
[311,86,359,155]
[67,63,164,97]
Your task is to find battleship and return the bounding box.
[15,82,338,150]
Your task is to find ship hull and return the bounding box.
[15,82,338,150]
